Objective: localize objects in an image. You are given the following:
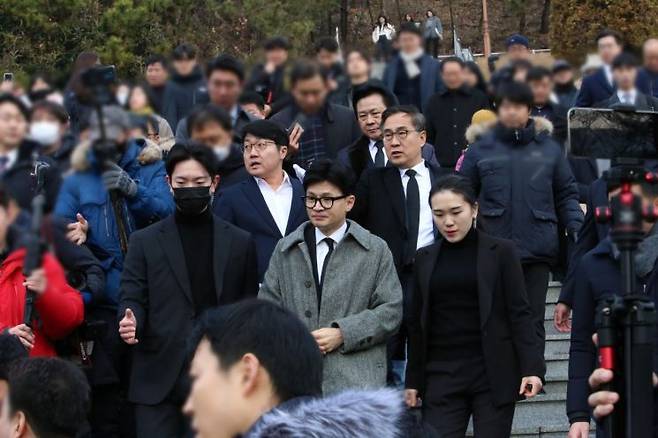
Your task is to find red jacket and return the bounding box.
[0,249,84,357]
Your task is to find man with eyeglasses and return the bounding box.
[215,120,306,282]
[259,159,402,395]
[350,105,447,388]
[338,81,438,181]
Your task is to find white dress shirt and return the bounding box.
[255,172,293,236]
[603,64,614,87]
[368,139,388,166]
[399,160,434,250]
[617,88,638,105]
[315,221,348,282]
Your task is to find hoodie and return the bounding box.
[244,389,407,438]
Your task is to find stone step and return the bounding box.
[545,354,569,382]
[545,333,570,356]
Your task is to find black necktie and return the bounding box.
[374,140,385,168]
[404,169,420,265]
[320,238,335,287]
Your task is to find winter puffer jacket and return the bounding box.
[54,139,174,304]
[0,249,84,357]
[459,117,583,263]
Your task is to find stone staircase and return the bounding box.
[468,282,595,437]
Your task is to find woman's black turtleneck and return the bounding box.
[175,207,217,314]
[428,226,482,361]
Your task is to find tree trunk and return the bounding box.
[518,5,527,33]
[540,0,551,33]
[395,0,402,23]
[366,0,374,26]
[340,0,349,44]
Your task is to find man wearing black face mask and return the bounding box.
[117,143,258,437]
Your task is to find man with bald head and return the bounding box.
[638,38,658,98]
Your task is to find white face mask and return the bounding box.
[116,91,129,107]
[30,121,61,146]
[214,145,231,162]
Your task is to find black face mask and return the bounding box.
[173,186,212,216]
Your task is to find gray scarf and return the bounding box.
[635,224,658,279]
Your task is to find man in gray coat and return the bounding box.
[259,159,403,395]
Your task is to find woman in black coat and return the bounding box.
[404,174,545,437]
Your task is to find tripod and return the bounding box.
[595,163,657,438]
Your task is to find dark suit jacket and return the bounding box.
[118,215,258,404]
[382,54,443,111]
[405,231,545,407]
[269,103,361,164]
[349,162,448,270]
[337,135,439,181]
[594,91,658,111]
[214,175,307,280]
[575,68,614,108]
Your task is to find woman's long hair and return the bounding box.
[65,51,99,92]
[377,15,388,28]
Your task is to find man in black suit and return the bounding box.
[270,60,360,169]
[350,105,447,387]
[117,143,258,437]
[575,29,624,107]
[337,82,438,181]
[595,52,658,111]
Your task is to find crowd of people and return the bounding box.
[0,19,656,438]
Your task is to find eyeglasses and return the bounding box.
[382,128,419,143]
[242,140,276,154]
[303,195,348,209]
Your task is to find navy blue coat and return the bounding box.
[575,68,614,108]
[459,118,583,263]
[382,54,443,112]
[567,238,657,428]
[214,175,307,280]
[638,67,658,99]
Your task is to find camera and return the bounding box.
[81,65,116,106]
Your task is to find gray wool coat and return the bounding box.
[259,220,403,395]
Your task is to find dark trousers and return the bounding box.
[423,356,515,437]
[425,38,441,58]
[387,267,414,386]
[522,262,551,345]
[135,370,192,438]
[376,36,392,62]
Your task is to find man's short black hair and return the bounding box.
[238,91,265,110]
[290,60,327,87]
[166,142,220,178]
[145,54,168,69]
[192,300,323,401]
[612,52,640,70]
[172,43,197,60]
[398,21,423,38]
[206,54,245,82]
[188,104,233,133]
[264,36,291,51]
[0,93,29,120]
[315,37,339,54]
[8,358,90,438]
[526,66,552,83]
[30,100,69,124]
[0,334,27,381]
[596,29,624,46]
[303,159,356,195]
[381,105,426,132]
[352,81,398,112]
[440,56,465,72]
[495,81,535,109]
